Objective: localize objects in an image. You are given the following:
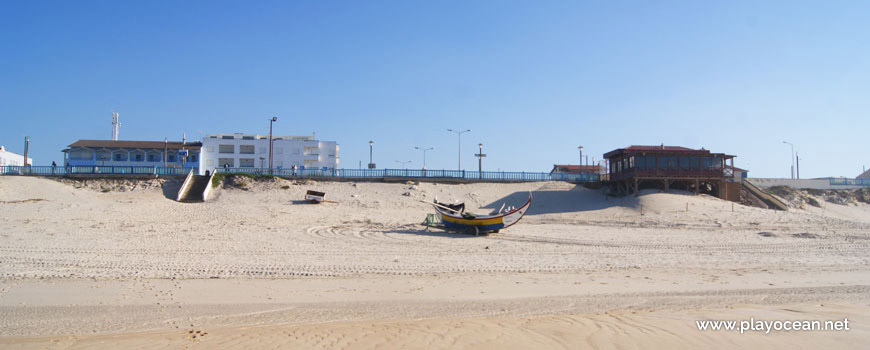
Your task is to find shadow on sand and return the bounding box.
[161,179,182,200]
[482,184,642,215]
[385,228,480,238]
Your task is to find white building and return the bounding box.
[0,145,32,166]
[200,133,338,174]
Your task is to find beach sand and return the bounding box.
[1,176,868,349]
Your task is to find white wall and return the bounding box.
[200,134,339,174]
[748,178,865,190]
[0,147,32,166]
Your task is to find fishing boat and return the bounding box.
[425,192,532,235]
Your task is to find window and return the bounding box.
[218,158,234,167]
[239,158,255,167]
[113,152,128,161]
[701,157,712,169]
[147,153,161,162]
[660,156,677,169]
[96,151,110,161]
[219,145,234,154]
[242,136,254,140]
[239,145,255,154]
[133,153,144,162]
[689,156,700,169]
[188,155,197,162]
[167,154,177,162]
[222,136,234,139]
[679,156,690,168]
[70,150,92,160]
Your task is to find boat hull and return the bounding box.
[434,193,531,234]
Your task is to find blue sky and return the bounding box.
[1,1,867,177]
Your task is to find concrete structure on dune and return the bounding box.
[550,164,602,176]
[604,145,740,201]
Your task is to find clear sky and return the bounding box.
[1,1,867,177]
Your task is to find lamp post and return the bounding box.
[269,117,277,170]
[474,143,486,178]
[447,128,471,170]
[578,146,583,178]
[395,160,412,169]
[414,146,433,170]
[368,141,375,169]
[782,141,794,179]
[163,138,168,168]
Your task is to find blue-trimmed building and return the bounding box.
[63,140,201,171]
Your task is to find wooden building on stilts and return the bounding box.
[603,145,739,201]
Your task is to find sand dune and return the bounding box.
[1,176,868,348]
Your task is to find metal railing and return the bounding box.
[829,178,870,186]
[0,166,194,176]
[215,168,599,182]
[0,165,599,182]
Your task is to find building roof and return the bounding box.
[858,169,870,179]
[206,133,316,141]
[625,145,695,152]
[725,165,748,172]
[550,164,602,174]
[604,145,734,158]
[68,140,202,150]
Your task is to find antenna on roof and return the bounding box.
[111,111,121,141]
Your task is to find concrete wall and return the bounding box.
[748,178,866,190]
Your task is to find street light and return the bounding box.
[474,143,487,178]
[269,116,277,169]
[368,140,375,169]
[447,128,471,171]
[395,160,412,169]
[414,146,434,170]
[782,141,794,179]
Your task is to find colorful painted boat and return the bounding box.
[430,193,532,235]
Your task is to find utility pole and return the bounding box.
[163,138,168,167]
[415,146,433,170]
[447,129,471,170]
[269,117,277,169]
[474,143,486,178]
[23,136,29,166]
[796,153,800,179]
[578,146,583,179]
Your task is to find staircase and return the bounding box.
[176,170,212,202]
[742,179,789,211]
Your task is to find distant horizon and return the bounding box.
[1,1,867,178]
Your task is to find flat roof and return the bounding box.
[68,140,202,150]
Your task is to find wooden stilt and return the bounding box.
[695,179,699,195]
[634,178,639,197]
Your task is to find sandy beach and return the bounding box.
[1,176,869,349]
